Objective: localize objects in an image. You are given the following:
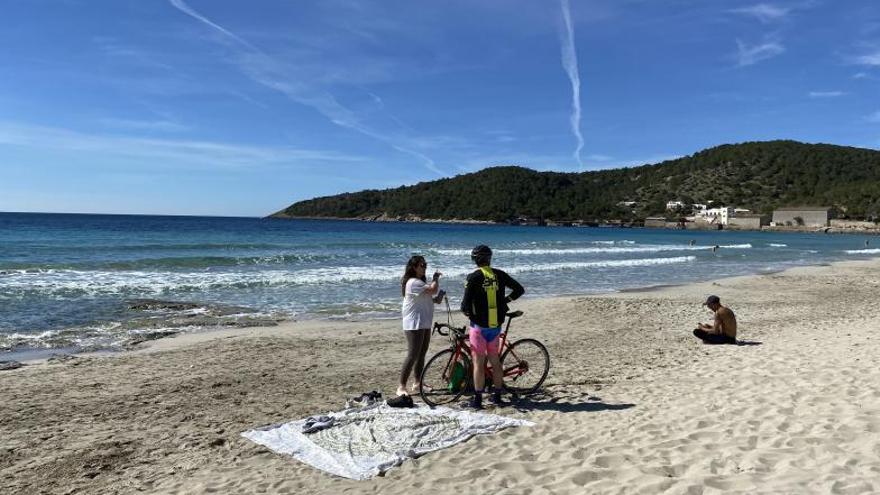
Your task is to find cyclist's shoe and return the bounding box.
[489,390,509,407]
[465,393,483,410]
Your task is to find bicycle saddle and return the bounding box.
[506,310,523,318]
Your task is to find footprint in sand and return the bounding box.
[569,470,601,486]
[592,454,626,469]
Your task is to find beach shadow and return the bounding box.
[736,340,762,346]
[511,393,635,414]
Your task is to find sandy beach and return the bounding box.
[3,259,880,494]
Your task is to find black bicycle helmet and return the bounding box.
[471,244,492,265]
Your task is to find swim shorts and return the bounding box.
[469,323,501,356]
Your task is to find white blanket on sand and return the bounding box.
[241,403,534,480]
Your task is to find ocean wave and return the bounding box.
[590,240,636,245]
[0,256,697,296]
[6,240,424,256]
[503,256,697,273]
[103,253,337,269]
[844,248,880,254]
[434,243,751,256]
[32,242,293,252]
[0,253,344,272]
[769,243,787,247]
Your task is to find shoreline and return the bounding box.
[267,214,880,234]
[126,256,880,356]
[7,255,875,366]
[3,257,880,493]
[267,214,501,225]
[4,254,878,365]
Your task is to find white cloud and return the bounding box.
[730,3,791,23]
[853,72,869,79]
[808,91,845,98]
[866,111,880,123]
[98,118,190,133]
[0,121,361,169]
[167,0,446,176]
[854,51,880,66]
[736,39,785,66]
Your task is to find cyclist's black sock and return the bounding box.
[491,389,503,403]
[470,389,484,407]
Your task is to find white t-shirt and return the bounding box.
[401,278,435,330]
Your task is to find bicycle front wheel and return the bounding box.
[419,349,471,407]
[501,338,550,394]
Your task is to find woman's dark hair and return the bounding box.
[401,255,427,296]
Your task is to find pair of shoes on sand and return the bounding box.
[465,390,507,410]
[386,394,415,408]
[346,390,382,408]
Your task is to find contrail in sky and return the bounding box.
[167,0,444,176]
[168,0,256,51]
[559,0,584,171]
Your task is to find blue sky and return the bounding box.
[1,0,878,216]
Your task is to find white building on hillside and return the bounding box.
[666,200,685,210]
[698,207,733,225]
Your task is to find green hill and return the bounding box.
[270,140,880,222]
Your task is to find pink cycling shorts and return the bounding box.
[469,324,501,356]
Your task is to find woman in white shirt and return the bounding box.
[399,255,442,396]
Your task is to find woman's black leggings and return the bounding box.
[400,328,431,385]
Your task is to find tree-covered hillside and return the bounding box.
[271,141,880,222]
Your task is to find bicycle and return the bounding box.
[418,297,550,407]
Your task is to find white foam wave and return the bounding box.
[769,243,787,247]
[434,243,751,256]
[844,248,880,254]
[590,240,635,245]
[503,256,696,274]
[0,256,697,295]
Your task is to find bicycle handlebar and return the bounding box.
[433,293,525,337]
[433,322,465,337]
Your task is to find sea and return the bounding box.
[1,212,877,357]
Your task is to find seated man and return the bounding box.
[693,295,737,344]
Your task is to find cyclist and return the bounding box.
[460,244,524,408]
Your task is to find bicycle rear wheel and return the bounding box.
[419,349,471,407]
[501,338,550,394]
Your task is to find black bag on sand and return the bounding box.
[386,394,415,408]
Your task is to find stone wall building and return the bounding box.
[728,214,770,230]
[772,207,832,227]
[644,217,667,228]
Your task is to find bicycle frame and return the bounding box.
[422,296,547,405]
[434,297,523,381]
